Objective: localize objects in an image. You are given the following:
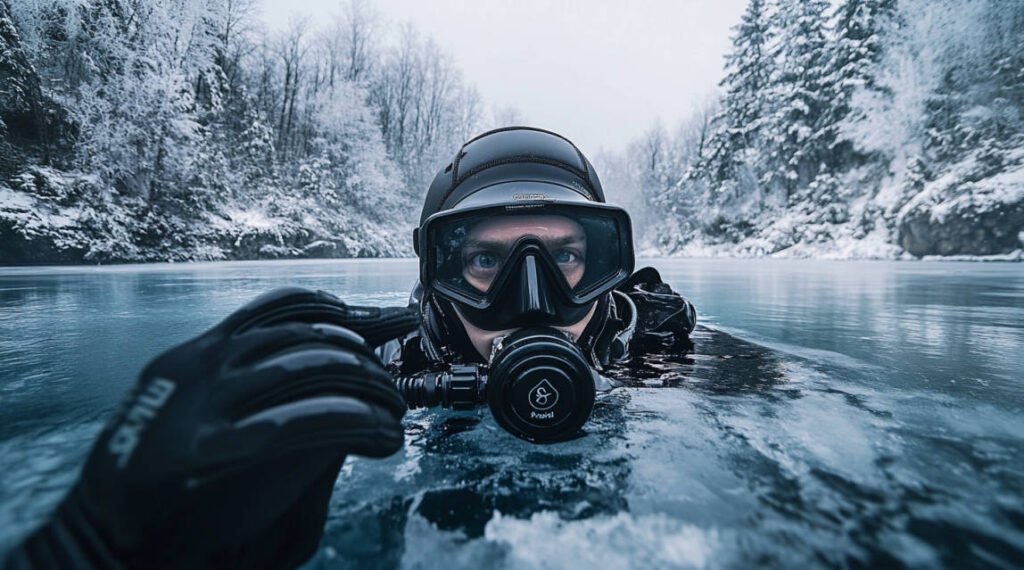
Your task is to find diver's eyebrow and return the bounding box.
[544,235,586,247]
[465,235,584,249]
[464,238,509,250]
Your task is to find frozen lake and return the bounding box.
[1,258,1022,568]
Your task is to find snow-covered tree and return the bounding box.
[2,0,482,262]
[700,0,773,207]
[764,0,833,197]
[303,82,403,221]
[0,0,67,173]
[827,0,898,169]
[368,25,482,199]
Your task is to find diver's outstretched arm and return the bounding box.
[4,288,418,570]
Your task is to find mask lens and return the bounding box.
[459,215,587,292]
[428,206,630,303]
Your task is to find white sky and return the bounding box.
[258,0,747,156]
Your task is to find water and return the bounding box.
[1,258,1022,568]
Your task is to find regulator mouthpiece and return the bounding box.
[395,328,597,443]
[487,327,597,443]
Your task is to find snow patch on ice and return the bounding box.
[484,511,720,569]
[0,186,33,210]
[398,508,722,569]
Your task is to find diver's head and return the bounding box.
[415,126,635,362]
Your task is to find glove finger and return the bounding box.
[216,287,377,338]
[194,397,403,476]
[222,322,376,371]
[214,348,405,420]
[222,287,418,347]
[324,304,419,348]
[215,287,321,335]
[237,396,404,457]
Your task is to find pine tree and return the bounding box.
[765,0,833,198]
[700,0,773,206]
[0,0,69,171]
[827,0,898,169]
[988,2,1024,112]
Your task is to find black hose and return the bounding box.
[394,366,483,410]
[395,373,440,408]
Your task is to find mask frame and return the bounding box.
[418,200,635,330]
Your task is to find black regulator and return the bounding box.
[395,328,597,443]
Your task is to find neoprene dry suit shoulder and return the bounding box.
[4,287,418,570]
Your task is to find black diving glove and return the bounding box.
[5,287,419,570]
[618,267,697,353]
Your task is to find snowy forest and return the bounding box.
[0,0,484,262]
[1,0,1022,263]
[604,0,1024,259]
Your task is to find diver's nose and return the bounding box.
[516,255,557,318]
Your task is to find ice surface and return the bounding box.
[0,259,1021,569]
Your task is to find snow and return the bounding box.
[667,237,1020,262]
[219,208,280,231]
[668,220,904,261]
[893,146,1024,227]
[0,186,32,210]
[920,250,1023,262]
[0,183,81,233]
[929,155,1024,223]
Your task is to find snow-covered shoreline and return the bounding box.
[639,243,1024,262]
[3,0,1022,267]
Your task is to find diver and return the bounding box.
[379,126,697,442]
[3,127,696,570]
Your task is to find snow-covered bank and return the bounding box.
[649,153,1024,262]
[4,155,1021,265]
[0,168,410,264]
[896,148,1024,257]
[0,0,472,265]
[599,0,1024,264]
[652,242,1023,262]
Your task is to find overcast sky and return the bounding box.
[258,0,747,156]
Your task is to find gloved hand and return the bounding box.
[617,267,697,354]
[5,287,419,570]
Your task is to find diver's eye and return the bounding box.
[469,252,500,271]
[554,250,581,265]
